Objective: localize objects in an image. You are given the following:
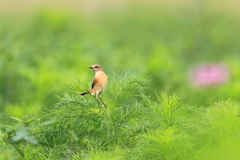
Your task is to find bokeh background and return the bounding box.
[1,0,240,119]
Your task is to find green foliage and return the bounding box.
[37,73,147,150]
[1,4,240,119]
[203,100,240,143]
[1,2,240,159]
[0,116,39,159]
[1,73,240,159]
[129,93,202,160]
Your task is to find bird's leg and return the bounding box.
[95,98,102,108]
[99,97,107,108]
[95,94,103,108]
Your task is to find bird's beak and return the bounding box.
[89,67,93,69]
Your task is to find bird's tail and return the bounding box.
[79,90,91,96]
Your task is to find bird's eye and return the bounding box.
[95,66,98,68]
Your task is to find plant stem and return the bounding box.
[3,138,24,159]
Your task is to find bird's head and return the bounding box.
[89,64,103,72]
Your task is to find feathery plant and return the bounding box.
[129,92,204,160]
[1,73,240,160]
[33,73,148,157]
[196,100,240,160]
[106,72,147,108]
[202,99,240,145]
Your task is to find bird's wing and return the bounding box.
[92,78,97,89]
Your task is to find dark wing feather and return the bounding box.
[92,79,97,89]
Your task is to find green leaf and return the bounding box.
[11,125,38,144]
[10,116,22,122]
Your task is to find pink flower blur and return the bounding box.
[190,63,230,88]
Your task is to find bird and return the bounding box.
[80,64,108,108]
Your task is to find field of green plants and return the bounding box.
[1,2,240,160]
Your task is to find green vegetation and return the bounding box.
[1,3,240,159]
[1,74,240,159]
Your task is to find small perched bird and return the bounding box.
[80,64,108,107]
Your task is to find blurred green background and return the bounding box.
[1,0,240,119]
